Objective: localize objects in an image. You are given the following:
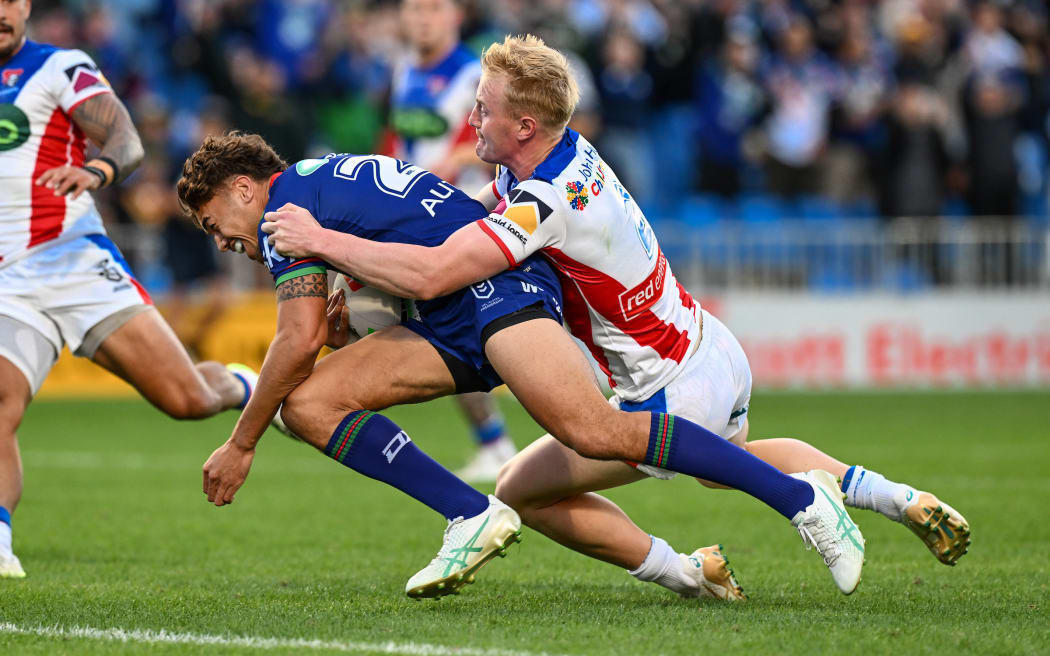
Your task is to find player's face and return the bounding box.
[196,182,263,263]
[469,73,521,165]
[0,0,30,62]
[401,0,459,53]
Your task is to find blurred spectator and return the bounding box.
[963,73,1023,216]
[878,80,951,219]
[826,24,891,203]
[694,23,765,197]
[759,14,840,198]
[595,28,655,203]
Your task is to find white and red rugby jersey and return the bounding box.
[478,129,701,401]
[0,40,112,266]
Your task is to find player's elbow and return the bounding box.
[413,276,447,301]
[126,137,145,173]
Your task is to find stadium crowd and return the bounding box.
[26,0,1050,292]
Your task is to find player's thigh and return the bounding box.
[285,325,457,421]
[0,312,58,414]
[664,311,751,446]
[495,433,646,510]
[91,307,216,416]
[484,318,646,458]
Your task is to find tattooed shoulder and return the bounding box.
[276,272,327,302]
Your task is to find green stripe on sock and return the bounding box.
[331,411,375,462]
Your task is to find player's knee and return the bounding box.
[494,458,529,511]
[279,387,316,436]
[0,395,26,437]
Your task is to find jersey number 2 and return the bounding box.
[333,155,429,198]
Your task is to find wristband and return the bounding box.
[97,156,120,183]
[82,165,108,187]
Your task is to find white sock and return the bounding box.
[0,522,12,555]
[482,435,517,460]
[842,465,916,522]
[628,536,697,595]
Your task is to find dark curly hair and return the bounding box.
[176,131,287,225]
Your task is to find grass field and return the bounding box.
[2,391,1048,655]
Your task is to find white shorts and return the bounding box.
[0,233,152,394]
[610,309,752,479]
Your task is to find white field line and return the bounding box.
[0,623,571,656]
[21,451,332,474]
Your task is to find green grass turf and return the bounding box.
[2,391,1048,655]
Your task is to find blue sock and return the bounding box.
[645,413,814,519]
[0,506,9,527]
[841,465,858,493]
[473,416,506,445]
[325,410,489,521]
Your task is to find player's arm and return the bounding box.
[36,93,145,199]
[262,205,509,300]
[202,273,328,506]
[474,181,499,211]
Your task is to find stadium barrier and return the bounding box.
[702,292,1050,388]
[38,220,1050,397]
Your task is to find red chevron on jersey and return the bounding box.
[546,247,692,367]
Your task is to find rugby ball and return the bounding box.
[332,274,412,345]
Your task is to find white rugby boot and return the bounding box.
[790,470,865,595]
[680,545,745,601]
[406,495,522,599]
[0,551,26,579]
[226,364,301,441]
[899,490,971,566]
[455,437,517,484]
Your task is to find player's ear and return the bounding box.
[230,175,254,204]
[518,115,538,142]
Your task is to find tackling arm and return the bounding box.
[262,205,509,300]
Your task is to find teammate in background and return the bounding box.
[391,0,514,482]
[0,0,257,579]
[263,35,966,595]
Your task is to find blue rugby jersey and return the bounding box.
[259,153,488,287]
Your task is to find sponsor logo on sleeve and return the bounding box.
[485,214,528,245]
[503,188,553,234]
[566,181,589,211]
[63,62,108,93]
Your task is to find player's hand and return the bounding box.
[202,439,255,507]
[325,288,352,349]
[35,165,102,200]
[262,203,324,259]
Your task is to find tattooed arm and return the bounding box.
[202,273,328,506]
[35,93,145,199]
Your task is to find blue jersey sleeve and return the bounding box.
[259,170,329,287]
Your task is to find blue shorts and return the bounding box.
[403,255,563,392]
